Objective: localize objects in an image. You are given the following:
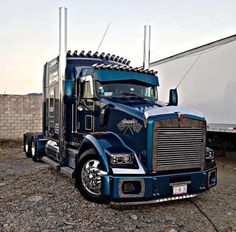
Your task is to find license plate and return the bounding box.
[173,184,187,195]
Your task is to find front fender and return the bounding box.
[78,132,130,172]
[78,131,145,175]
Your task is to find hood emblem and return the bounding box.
[177,112,185,126]
[117,118,143,134]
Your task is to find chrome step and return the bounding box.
[42,156,60,171]
[60,166,74,179]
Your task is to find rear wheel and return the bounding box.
[30,137,40,162]
[24,135,31,158]
[75,149,106,203]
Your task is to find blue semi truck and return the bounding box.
[23,7,217,205]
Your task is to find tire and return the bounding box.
[75,149,106,203]
[24,135,31,158]
[30,137,40,162]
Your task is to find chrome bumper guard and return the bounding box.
[109,194,198,206]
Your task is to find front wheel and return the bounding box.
[75,149,106,203]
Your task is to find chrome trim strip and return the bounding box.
[112,167,145,175]
[109,194,198,206]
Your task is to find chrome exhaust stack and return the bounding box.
[143,25,151,70]
[58,7,67,161]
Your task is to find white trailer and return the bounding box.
[150,35,236,152]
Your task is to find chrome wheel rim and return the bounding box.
[81,159,102,196]
[25,142,28,153]
[31,141,35,157]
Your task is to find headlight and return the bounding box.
[110,153,134,166]
[206,147,215,160]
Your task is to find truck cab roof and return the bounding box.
[62,50,159,87]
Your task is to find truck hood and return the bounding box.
[100,98,204,120]
[144,105,204,119]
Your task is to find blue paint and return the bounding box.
[96,70,159,86]
[101,175,110,197]
[100,97,144,120]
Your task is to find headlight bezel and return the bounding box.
[106,151,140,169]
[110,153,134,166]
[206,147,215,160]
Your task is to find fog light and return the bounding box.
[122,181,141,194]
[119,179,145,197]
[208,170,216,187]
[123,182,135,193]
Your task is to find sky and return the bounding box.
[0,0,235,94]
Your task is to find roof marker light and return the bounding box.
[118,57,123,63]
[92,63,99,68]
[86,51,92,56]
[123,59,127,64]
[106,64,112,69]
[126,60,131,65]
[67,50,72,56]
[98,64,105,68]
[93,51,99,57]
[73,50,78,56]
[115,56,120,61]
[100,52,105,58]
[116,66,122,70]
[121,66,125,70]
[80,50,85,56]
[105,53,110,59]
[110,55,116,60]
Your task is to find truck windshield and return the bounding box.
[96,81,157,99]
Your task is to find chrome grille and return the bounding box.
[153,127,204,172]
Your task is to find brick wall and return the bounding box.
[0,95,42,139]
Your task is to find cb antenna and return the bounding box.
[97,22,111,51]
